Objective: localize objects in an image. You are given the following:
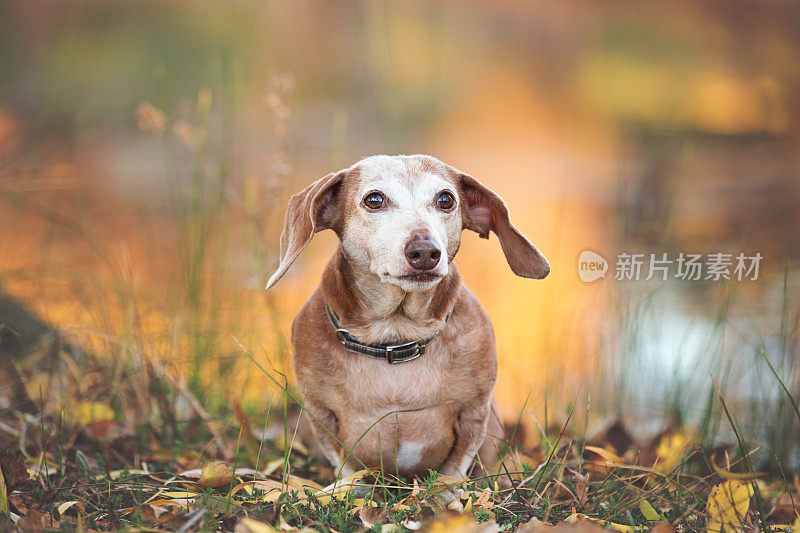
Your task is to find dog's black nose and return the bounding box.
[405,238,441,271]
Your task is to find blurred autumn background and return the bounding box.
[1,0,799,475]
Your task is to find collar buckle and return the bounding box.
[334,328,350,345]
[384,341,425,364]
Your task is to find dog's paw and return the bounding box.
[434,487,464,512]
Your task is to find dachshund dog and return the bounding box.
[267,154,549,503]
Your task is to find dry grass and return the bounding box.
[1,308,799,532]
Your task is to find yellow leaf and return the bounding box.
[655,431,696,473]
[706,480,754,533]
[0,461,8,521]
[57,501,85,516]
[428,474,468,495]
[349,498,379,514]
[273,436,309,456]
[638,499,661,522]
[198,461,233,488]
[146,498,194,509]
[285,474,324,493]
[426,514,482,533]
[108,468,150,480]
[65,400,116,425]
[237,517,279,533]
[566,512,644,532]
[159,491,199,499]
[474,487,493,509]
[315,469,373,505]
[230,480,277,495]
[584,445,624,465]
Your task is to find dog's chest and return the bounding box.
[331,347,463,473]
[340,350,451,412]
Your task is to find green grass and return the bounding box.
[1,315,798,531]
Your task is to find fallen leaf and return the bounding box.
[706,480,754,533]
[56,500,85,516]
[428,474,468,496]
[411,478,421,498]
[159,491,200,499]
[0,451,27,490]
[463,496,472,513]
[198,461,234,488]
[654,430,696,473]
[0,460,8,522]
[423,513,499,532]
[65,400,116,425]
[9,494,29,516]
[146,497,196,511]
[155,508,189,529]
[584,445,625,465]
[566,513,644,532]
[357,506,388,528]
[137,503,172,521]
[648,524,676,533]
[236,517,279,533]
[576,482,588,508]
[285,473,324,493]
[315,469,373,505]
[16,509,59,531]
[107,468,150,480]
[638,500,661,523]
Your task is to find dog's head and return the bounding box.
[266,154,549,291]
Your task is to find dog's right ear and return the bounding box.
[266,171,345,289]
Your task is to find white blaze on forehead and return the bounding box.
[355,156,454,204]
[354,158,455,244]
[357,173,453,210]
[340,155,463,290]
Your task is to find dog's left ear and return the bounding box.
[452,169,550,279]
[266,170,345,289]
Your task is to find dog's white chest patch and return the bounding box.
[395,441,425,470]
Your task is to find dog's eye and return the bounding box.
[436,191,455,210]
[363,192,385,210]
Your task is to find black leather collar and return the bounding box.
[325,304,451,364]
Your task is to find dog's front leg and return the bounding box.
[304,399,355,478]
[440,399,492,477]
[436,399,492,509]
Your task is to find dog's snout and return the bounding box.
[405,238,441,271]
